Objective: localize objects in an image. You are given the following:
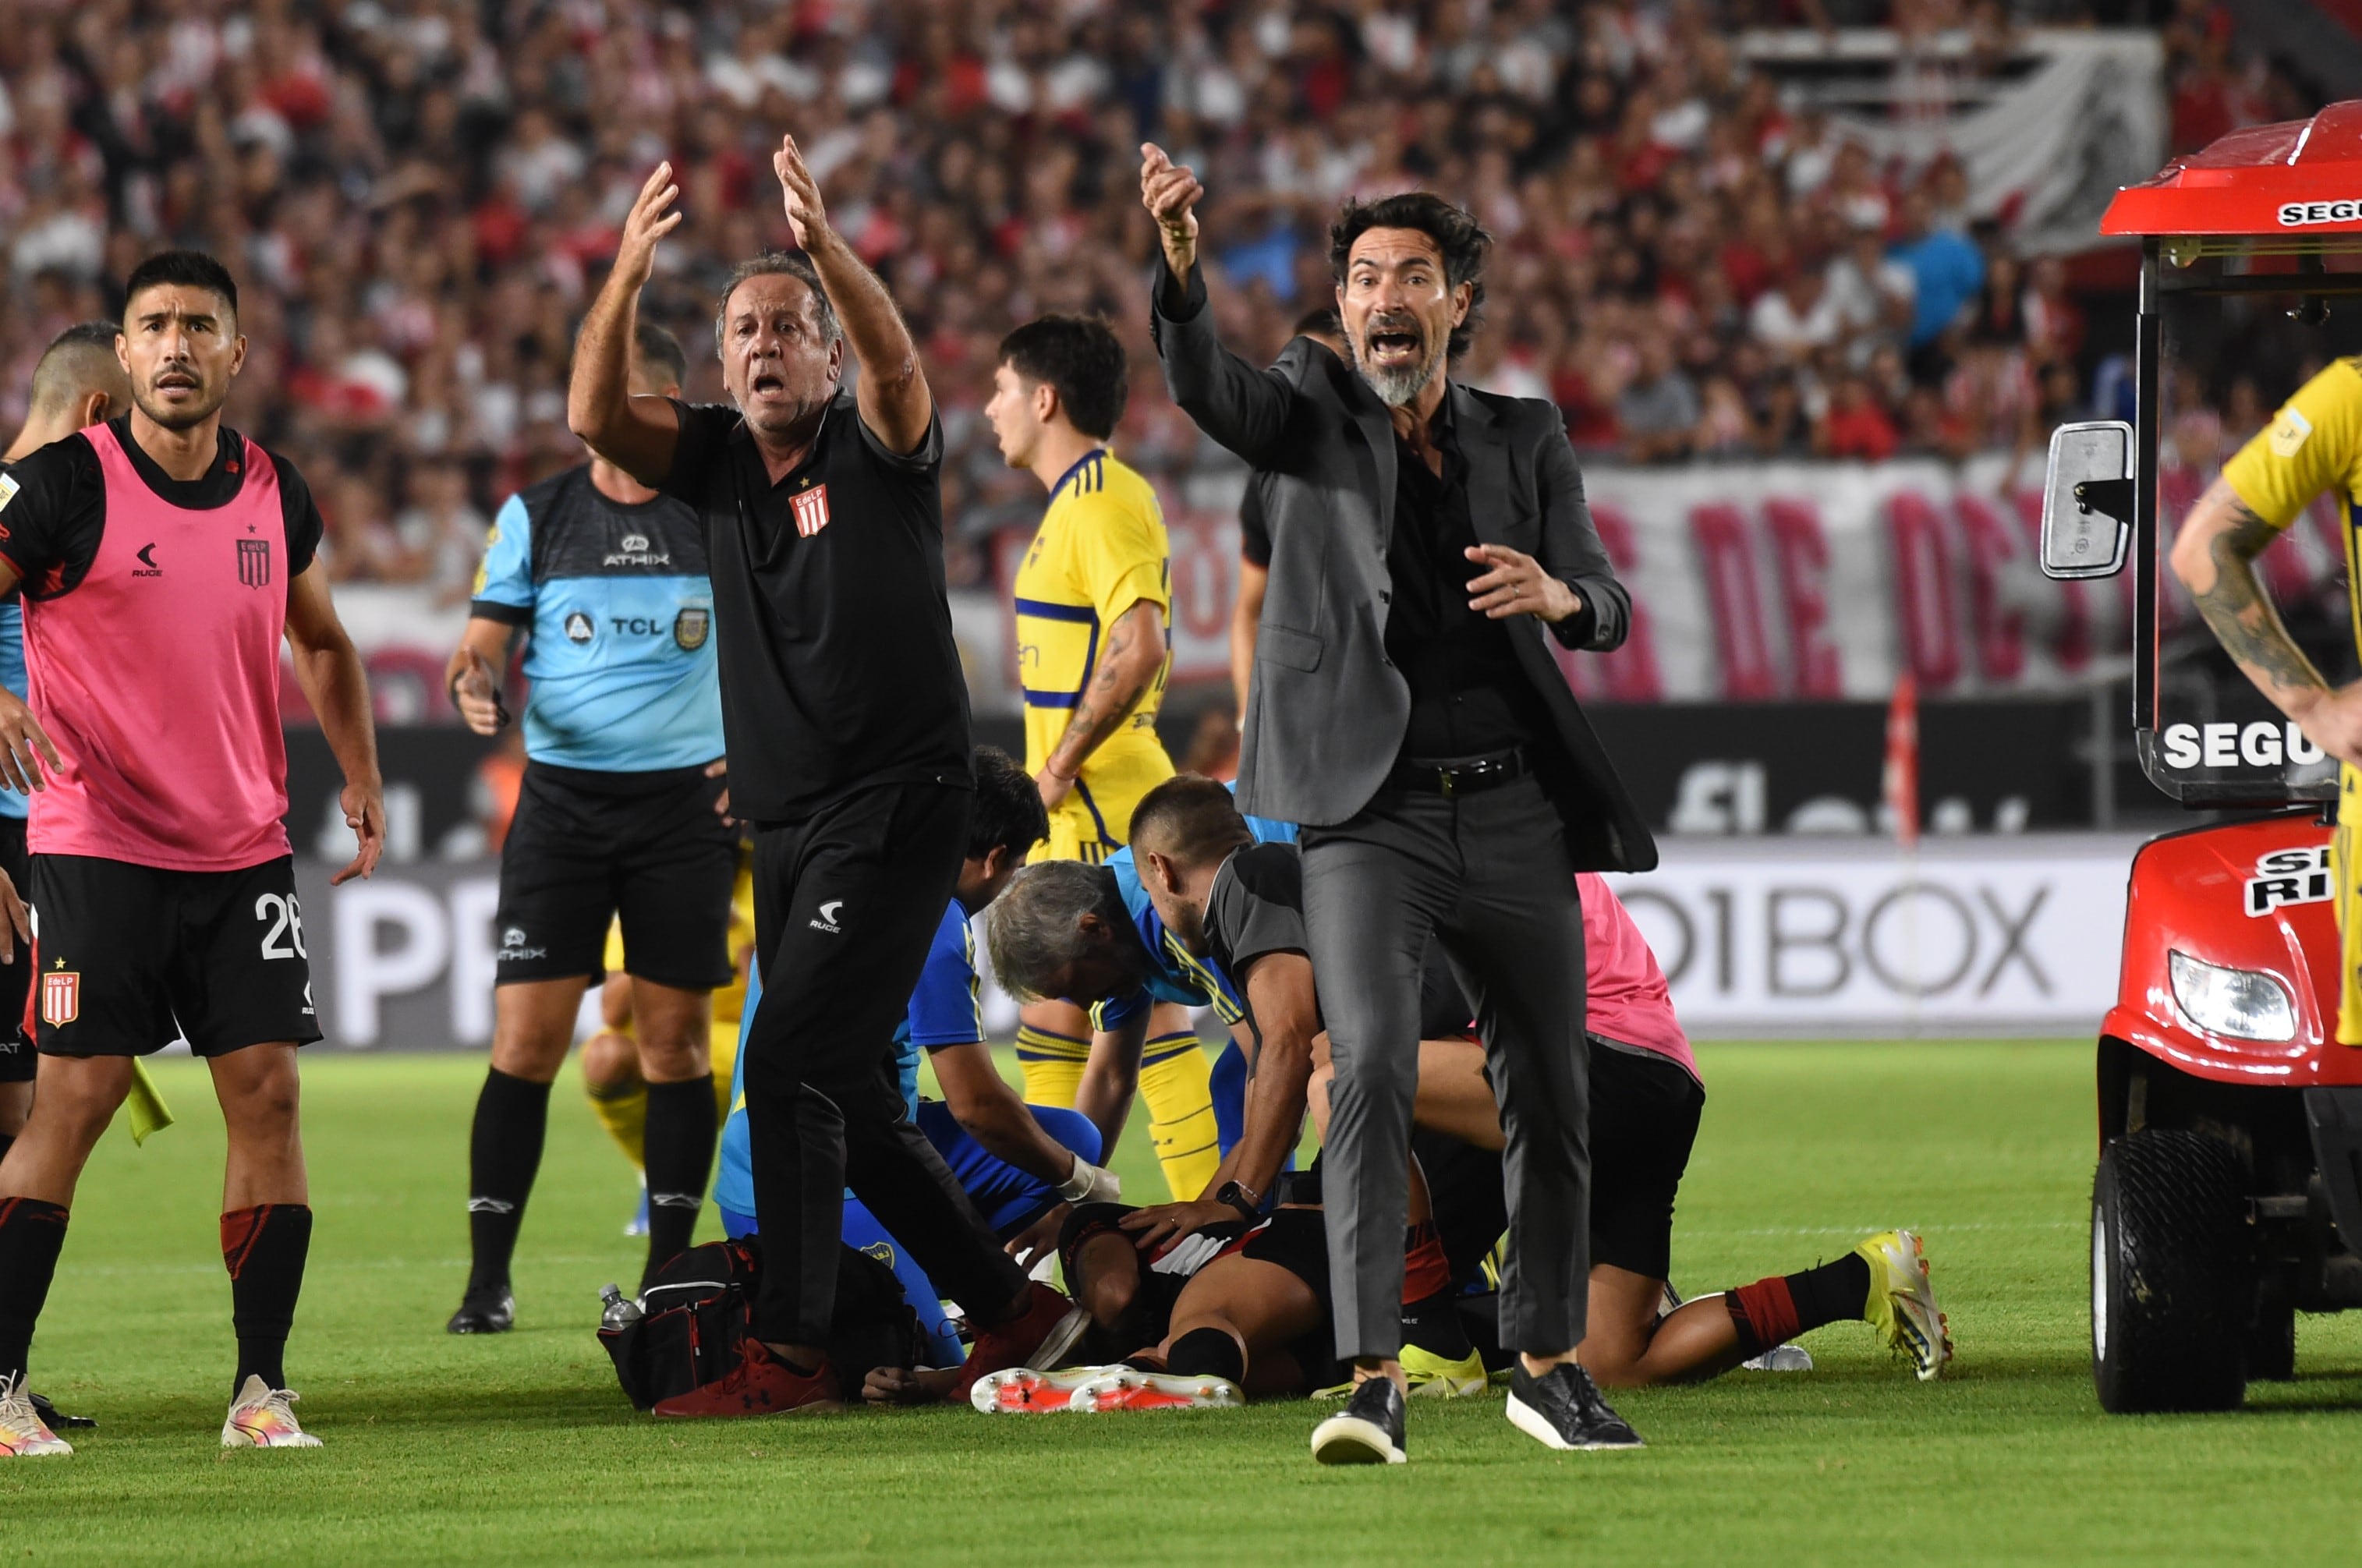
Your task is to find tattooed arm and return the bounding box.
[1038,599,1169,809]
[2169,474,2362,763]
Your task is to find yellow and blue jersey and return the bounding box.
[1013,448,1175,859]
[469,464,724,772]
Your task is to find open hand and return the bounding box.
[0,869,27,965]
[0,688,62,795]
[1118,1198,1238,1254]
[1139,143,1203,275]
[616,162,683,288]
[774,134,830,251]
[333,781,386,886]
[1465,543,1581,624]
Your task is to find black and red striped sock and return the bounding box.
[0,1197,69,1385]
[222,1203,312,1397]
[1724,1254,1872,1355]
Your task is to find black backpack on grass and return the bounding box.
[598,1235,922,1411]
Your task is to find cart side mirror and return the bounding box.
[2039,420,2135,580]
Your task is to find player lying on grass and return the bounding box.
[1299,872,1954,1389]
[1015,778,1949,1393]
[705,747,1118,1392]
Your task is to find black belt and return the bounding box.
[1385,748,1528,798]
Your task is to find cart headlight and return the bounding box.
[2168,950,2296,1042]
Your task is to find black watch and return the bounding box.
[1213,1180,1261,1220]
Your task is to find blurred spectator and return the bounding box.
[1889,190,1985,352]
[1617,337,1701,462]
[1817,373,1900,461]
[1751,260,1847,364]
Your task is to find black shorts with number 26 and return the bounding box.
[29,852,321,1057]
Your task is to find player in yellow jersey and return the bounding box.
[581,846,759,1233]
[2173,356,2362,1041]
[986,314,1219,1200]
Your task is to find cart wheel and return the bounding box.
[2091,1129,2249,1414]
[2243,1279,2296,1383]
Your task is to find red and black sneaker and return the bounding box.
[944,1283,1072,1404]
[652,1340,843,1419]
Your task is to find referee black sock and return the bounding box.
[222,1203,311,1396]
[640,1075,717,1287]
[0,1197,68,1386]
[466,1068,551,1294]
[1166,1326,1245,1385]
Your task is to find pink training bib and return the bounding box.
[22,423,293,871]
[1578,872,1699,1084]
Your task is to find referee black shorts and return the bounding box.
[0,817,31,1083]
[494,760,736,991]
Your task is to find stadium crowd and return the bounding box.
[0,0,2304,593]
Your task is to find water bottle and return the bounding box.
[599,1283,643,1332]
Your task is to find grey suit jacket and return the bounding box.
[1152,261,1657,872]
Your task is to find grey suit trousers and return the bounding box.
[1302,773,1590,1360]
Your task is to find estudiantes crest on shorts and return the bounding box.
[41,965,79,1027]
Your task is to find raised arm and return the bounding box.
[285,564,386,885]
[773,135,932,455]
[2169,474,2362,762]
[1139,143,1298,466]
[568,163,685,487]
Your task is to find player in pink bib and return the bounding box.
[0,250,385,1460]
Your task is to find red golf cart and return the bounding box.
[2046,103,2362,1412]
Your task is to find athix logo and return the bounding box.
[497,925,548,961]
[602,529,671,568]
[809,900,845,934]
[133,543,163,578]
[791,483,832,538]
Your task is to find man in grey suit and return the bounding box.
[1140,145,1659,1463]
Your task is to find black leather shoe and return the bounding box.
[1506,1362,1644,1450]
[446,1284,516,1335]
[1310,1375,1407,1465]
[29,1391,94,1429]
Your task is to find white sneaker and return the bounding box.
[222,1375,323,1449]
[0,1374,71,1458]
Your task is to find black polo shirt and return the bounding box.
[658,392,970,822]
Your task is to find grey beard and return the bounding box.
[1350,335,1447,408]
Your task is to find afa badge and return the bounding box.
[41,966,78,1028]
[674,607,710,651]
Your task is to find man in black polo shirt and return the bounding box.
[568,145,1064,1417]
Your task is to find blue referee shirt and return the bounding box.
[469,464,724,771]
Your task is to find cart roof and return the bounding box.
[2103,101,2362,237]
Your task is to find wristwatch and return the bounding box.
[1213,1180,1262,1220]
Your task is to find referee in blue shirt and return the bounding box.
[444,322,735,1333]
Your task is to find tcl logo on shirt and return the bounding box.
[791,483,831,538]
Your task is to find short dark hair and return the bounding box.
[632,320,688,388]
[713,253,841,354]
[997,315,1128,441]
[122,250,239,320]
[1128,775,1252,871]
[27,322,129,419]
[1328,193,1490,358]
[969,745,1050,862]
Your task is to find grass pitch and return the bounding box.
[9,1041,2361,1564]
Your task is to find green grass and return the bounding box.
[9,1042,2362,1564]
